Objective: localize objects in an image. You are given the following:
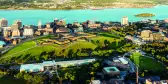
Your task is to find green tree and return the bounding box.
[23,74,32,83]
[32,75,42,84]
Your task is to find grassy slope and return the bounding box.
[3,41,36,57]
[131,52,164,71]
[66,41,97,51]
[0,33,122,63]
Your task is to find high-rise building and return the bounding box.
[38,20,42,29]
[14,20,22,28]
[0,18,8,27]
[121,16,129,26]
[11,24,19,30]
[2,27,11,37]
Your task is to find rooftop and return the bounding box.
[103,67,120,73]
[20,64,44,72]
[118,58,128,64]
[0,41,6,46]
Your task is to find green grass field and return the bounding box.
[98,33,120,39]
[0,40,97,63]
[91,36,117,43]
[66,41,97,52]
[4,41,36,56]
[0,33,123,63]
[131,52,164,71]
[0,41,59,63]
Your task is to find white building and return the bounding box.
[23,27,34,36]
[38,20,42,29]
[121,16,129,26]
[2,27,11,37]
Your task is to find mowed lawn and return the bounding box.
[139,57,164,71]
[98,33,120,39]
[65,41,97,52]
[131,52,164,71]
[91,36,117,43]
[3,41,36,57]
[0,44,59,63]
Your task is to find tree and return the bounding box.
[161,57,166,62]
[68,49,73,58]
[32,75,42,84]
[93,62,100,71]
[15,72,24,79]
[23,73,32,83]
[156,55,161,60]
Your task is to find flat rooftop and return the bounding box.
[104,67,120,73]
[118,58,128,64]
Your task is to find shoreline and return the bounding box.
[0,3,160,11]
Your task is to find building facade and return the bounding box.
[11,24,19,30]
[14,20,22,28]
[121,16,129,26]
[23,27,34,36]
[0,18,8,27]
[12,30,20,37]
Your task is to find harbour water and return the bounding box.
[0,5,168,25]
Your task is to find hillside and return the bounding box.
[0,0,167,9]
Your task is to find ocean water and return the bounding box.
[0,5,168,25]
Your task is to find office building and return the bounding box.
[11,24,19,30]
[2,27,11,37]
[0,18,8,27]
[14,20,22,28]
[38,20,42,29]
[12,30,20,37]
[23,26,34,36]
[121,16,129,26]
[141,30,152,38]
